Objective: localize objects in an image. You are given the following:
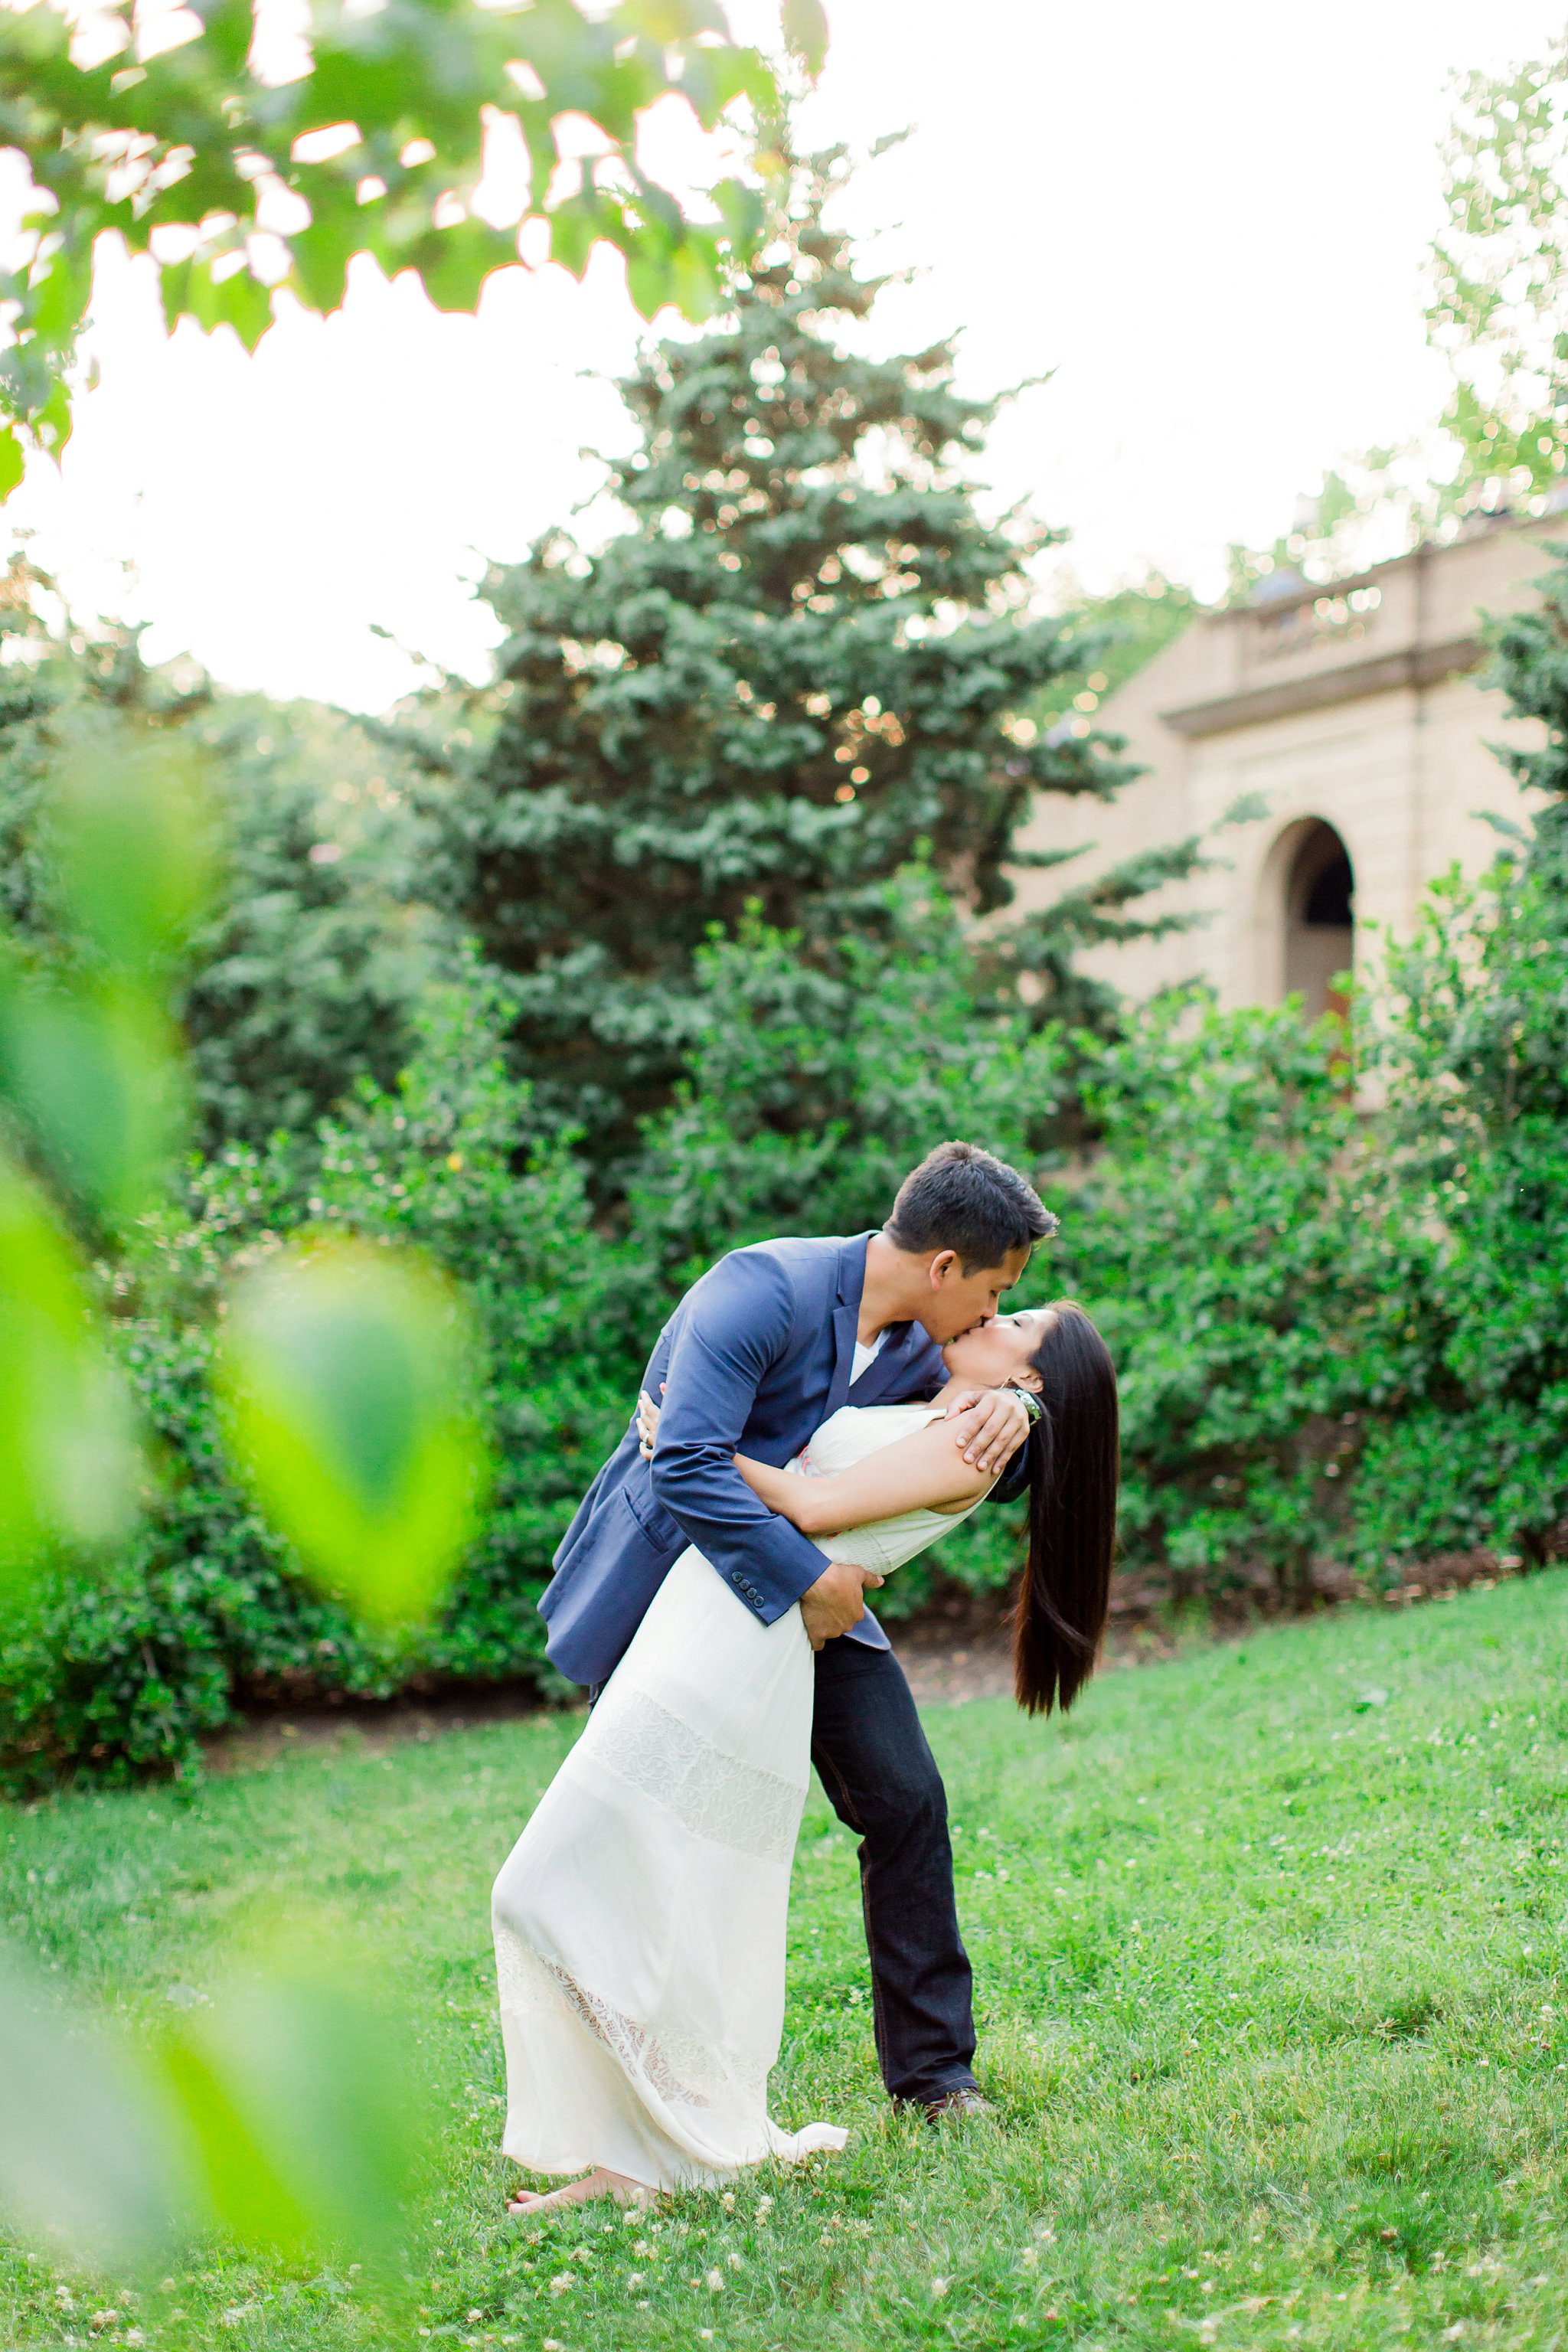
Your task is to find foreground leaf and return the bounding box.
[156,1942,429,2268]
[0,976,189,1224]
[217,1236,490,1625]
[50,727,215,981]
[0,1942,179,2269]
[0,1157,137,1596]
[782,0,830,78]
[0,0,780,476]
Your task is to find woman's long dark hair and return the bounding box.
[1012,1302,1119,1716]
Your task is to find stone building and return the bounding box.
[1011,510,1558,1014]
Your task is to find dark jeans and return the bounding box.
[810,1636,978,2106]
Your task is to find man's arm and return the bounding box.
[648,1251,864,1637]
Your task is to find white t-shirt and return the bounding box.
[850,1329,888,1388]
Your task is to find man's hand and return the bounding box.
[944,1385,1032,1474]
[799,1560,884,1651]
[635,1384,664,1460]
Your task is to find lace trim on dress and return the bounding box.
[583,1685,806,1865]
[495,1935,769,2110]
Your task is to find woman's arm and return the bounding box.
[636,1389,996,1535]
[735,1419,995,1537]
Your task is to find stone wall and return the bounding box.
[1012,511,1558,1009]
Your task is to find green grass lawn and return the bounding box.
[7,1573,1568,2350]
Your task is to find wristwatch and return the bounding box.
[1009,1386,1044,1426]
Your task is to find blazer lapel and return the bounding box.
[825,1233,872,1418]
[850,1320,927,1406]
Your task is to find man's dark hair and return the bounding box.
[886,1140,1057,1272]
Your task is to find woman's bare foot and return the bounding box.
[505,2165,652,2215]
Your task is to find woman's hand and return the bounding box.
[635,1384,665,1461]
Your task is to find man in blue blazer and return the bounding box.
[540,1140,1054,2122]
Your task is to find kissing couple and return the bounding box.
[491,1140,1119,2209]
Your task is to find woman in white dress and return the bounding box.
[491,1301,1118,2210]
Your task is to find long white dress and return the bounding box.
[491,1403,988,2191]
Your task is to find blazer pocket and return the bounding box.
[621,1475,682,1552]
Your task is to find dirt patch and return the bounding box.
[204,1680,574,1775]
[892,1626,1014,1706]
[887,1583,1195,1705]
[877,1542,1536,1707]
[202,1548,1528,1771]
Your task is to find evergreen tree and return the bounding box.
[1488,552,1568,893]
[407,147,1197,1160]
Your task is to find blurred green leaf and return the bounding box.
[782,0,829,79]
[626,245,673,319]
[51,727,215,978]
[547,189,602,283]
[28,240,93,348]
[0,425,23,498]
[0,726,206,1219]
[416,216,522,315]
[286,213,359,318]
[676,41,773,128]
[668,237,723,322]
[614,0,728,40]
[160,253,275,349]
[0,1156,137,1596]
[217,1236,490,1625]
[0,975,189,1223]
[0,1941,180,2269]
[711,176,765,252]
[0,1933,429,2279]
[157,1944,426,2265]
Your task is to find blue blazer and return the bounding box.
[539,1232,949,1688]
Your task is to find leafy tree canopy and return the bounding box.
[1427,28,1568,518]
[1225,29,1568,598]
[0,0,814,486]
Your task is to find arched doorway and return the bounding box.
[1281,819,1354,1018]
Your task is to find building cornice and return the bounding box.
[1159,634,1485,740]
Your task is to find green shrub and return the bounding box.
[1349,848,1568,1570]
[629,875,1068,1284]
[1052,992,1379,1604]
[0,967,645,1784]
[0,885,1073,1779]
[1049,838,1568,1602]
[8,793,1566,1777]
[625,877,1068,1612]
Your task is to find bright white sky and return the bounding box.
[5,0,1566,710]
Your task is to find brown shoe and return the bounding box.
[923,2088,995,2126]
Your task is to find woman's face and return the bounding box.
[940,1308,1057,1391]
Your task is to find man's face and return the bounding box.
[916,1244,1032,1344]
